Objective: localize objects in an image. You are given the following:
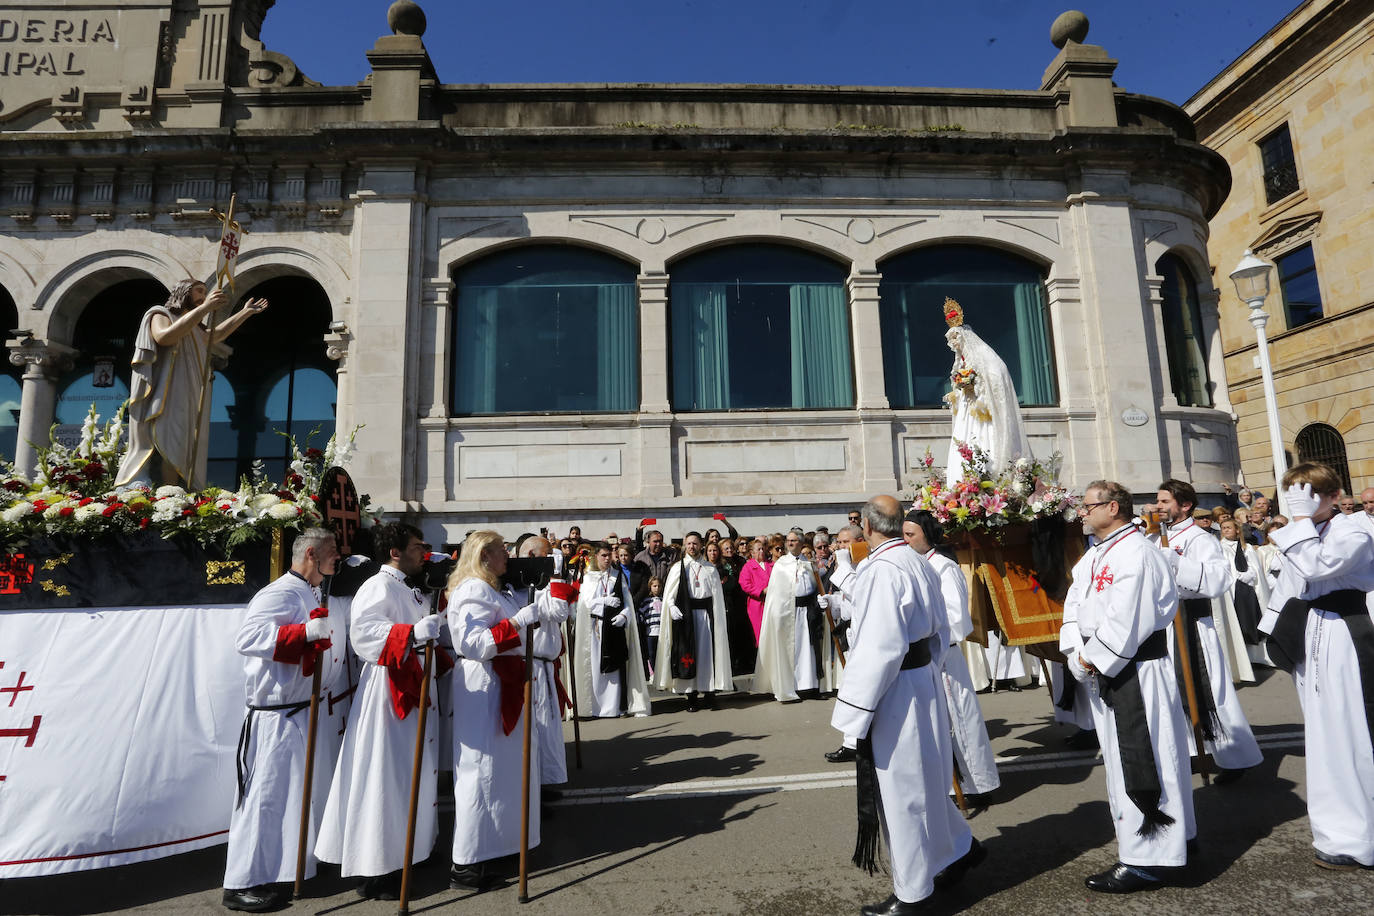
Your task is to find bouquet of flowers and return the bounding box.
[905,441,1078,535]
[0,403,372,551]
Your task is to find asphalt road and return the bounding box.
[5,666,1371,916]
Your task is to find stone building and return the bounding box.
[1185,0,1374,498]
[0,2,1236,541]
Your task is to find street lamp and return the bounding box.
[1229,249,1287,515]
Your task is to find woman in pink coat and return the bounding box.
[738,538,773,643]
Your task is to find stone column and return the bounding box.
[847,269,888,411]
[7,339,76,479]
[1197,288,1233,414]
[324,324,354,436]
[636,271,674,500]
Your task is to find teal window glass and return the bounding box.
[669,245,852,410]
[452,246,639,414]
[1157,254,1213,408]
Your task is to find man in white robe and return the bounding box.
[1148,480,1262,781]
[1262,465,1374,870]
[115,279,267,489]
[655,532,732,710]
[574,544,650,717]
[903,509,1000,798]
[755,530,834,702]
[316,523,446,900]
[833,496,981,915]
[513,538,578,794]
[822,525,864,762]
[223,529,341,912]
[1062,480,1194,893]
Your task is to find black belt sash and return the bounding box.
[796,593,825,677]
[1098,628,1176,838]
[1270,589,1374,745]
[1175,598,1222,742]
[235,699,310,806]
[1231,545,1264,645]
[599,573,631,676]
[852,640,935,875]
[670,573,715,681]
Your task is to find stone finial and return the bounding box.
[1050,10,1090,48]
[387,0,427,37]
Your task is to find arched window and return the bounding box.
[451,246,639,415]
[1295,423,1352,495]
[1157,253,1213,408]
[0,286,22,462]
[878,245,1056,408]
[669,245,852,410]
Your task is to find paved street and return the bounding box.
[6,666,1372,916]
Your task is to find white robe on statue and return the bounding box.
[448,578,550,865]
[832,538,972,904]
[926,548,1000,795]
[754,553,834,701]
[316,566,443,877]
[1061,524,1195,868]
[1265,513,1374,865]
[115,305,211,489]
[1151,521,1262,770]
[224,572,350,889]
[573,568,651,718]
[655,555,733,694]
[943,323,1030,479]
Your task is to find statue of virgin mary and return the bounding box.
[942,297,1031,478]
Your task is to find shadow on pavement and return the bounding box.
[0,845,226,915]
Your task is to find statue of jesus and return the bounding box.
[114,280,268,489]
[942,297,1030,479]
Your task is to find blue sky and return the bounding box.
[262,1,1303,106]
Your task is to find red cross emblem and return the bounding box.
[1093,566,1114,592]
[220,232,240,261]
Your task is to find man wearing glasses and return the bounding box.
[1061,481,1194,893]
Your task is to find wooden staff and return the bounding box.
[1148,511,1213,784]
[951,765,969,816]
[518,620,539,904]
[808,563,847,668]
[398,619,436,915]
[293,576,329,899]
[564,616,583,769]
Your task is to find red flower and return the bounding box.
[62,474,81,486]
[58,506,74,517]
[32,500,47,512]
[78,497,93,507]
[102,504,120,518]
[275,489,295,500]
[182,508,194,517]
[82,462,105,478]
[305,448,324,460]
[3,480,24,492]
[140,517,150,529]
[289,473,304,488]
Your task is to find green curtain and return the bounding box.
[596,284,639,411]
[879,285,917,407]
[672,283,730,410]
[789,283,854,408]
[1012,282,1055,406]
[454,286,501,413]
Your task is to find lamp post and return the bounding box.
[1230,249,1287,515]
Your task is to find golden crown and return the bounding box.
[943,297,964,328]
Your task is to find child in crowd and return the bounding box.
[638,576,663,677]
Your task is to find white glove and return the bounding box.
[816,594,830,610]
[305,617,330,641]
[670,607,684,621]
[511,604,541,628]
[602,594,622,609]
[1285,482,1321,518]
[412,615,442,643]
[833,547,853,570]
[1067,652,1093,683]
[1162,548,1180,570]
[551,551,565,577]
[610,611,630,628]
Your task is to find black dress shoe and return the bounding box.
[222,886,285,913]
[825,745,857,763]
[933,837,986,890]
[1064,728,1100,751]
[1314,850,1366,870]
[1212,766,1247,785]
[450,861,501,891]
[1084,862,1162,893]
[860,893,927,915]
[357,870,402,900]
[686,692,699,712]
[704,691,718,709]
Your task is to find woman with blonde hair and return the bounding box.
[445,530,571,891]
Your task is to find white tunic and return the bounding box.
[926,549,1000,795]
[448,578,546,864]
[224,572,351,889]
[1220,537,1269,671]
[515,582,576,786]
[573,568,651,718]
[831,539,971,904]
[1061,525,1194,868]
[1265,513,1374,865]
[316,566,442,877]
[755,553,834,701]
[655,556,733,693]
[1151,521,1262,770]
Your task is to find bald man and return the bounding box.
[516,537,573,793]
[1358,488,1374,539]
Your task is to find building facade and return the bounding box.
[0,1,1237,541]
[1186,0,1374,498]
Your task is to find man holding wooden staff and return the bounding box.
[222,529,341,913]
[315,523,445,901]
[1147,479,1262,783]
[1061,481,1194,893]
[115,278,267,489]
